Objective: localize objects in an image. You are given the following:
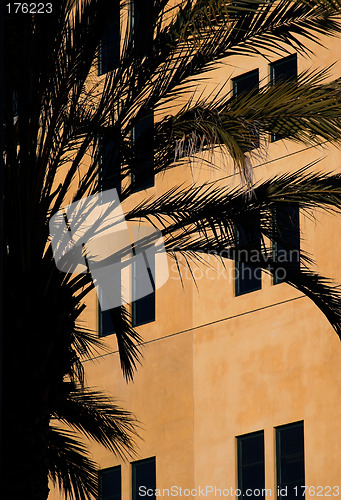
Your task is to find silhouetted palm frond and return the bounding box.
[126,167,341,335]
[168,69,341,175]
[53,387,139,459]
[48,426,98,500]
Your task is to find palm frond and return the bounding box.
[108,306,143,381]
[147,0,341,107]
[48,426,98,500]
[126,167,341,336]
[126,167,341,227]
[53,388,139,459]
[168,69,341,178]
[274,266,341,337]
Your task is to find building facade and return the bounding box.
[48,7,341,500]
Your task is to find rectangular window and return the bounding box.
[99,307,115,338]
[99,135,121,196]
[270,54,297,141]
[131,113,154,191]
[272,203,300,285]
[98,4,120,75]
[232,69,260,149]
[98,265,121,338]
[237,431,265,499]
[270,54,297,85]
[276,421,305,500]
[99,466,121,500]
[98,134,122,338]
[132,252,155,326]
[132,457,156,500]
[235,216,262,296]
[229,2,259,20]
[233,69,259,98]
[131,0,154,57]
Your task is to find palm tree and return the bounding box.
[3,0,341,499]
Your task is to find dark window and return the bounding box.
[235,215,262,296]
[99,466,121,500]
[272,203,300,285]
[235,260,262,295]
[232,70,260,149]
[99,307,115,338]
[132,252,155,326]
[270,54,297,85]
[270,54,297,141]
[130,0,155,190]
[132,457,156,500]
[233,69,259,97]
[131,0,154,57]
[99,135,121,196]
[131,113,154,191]
[98,134,121,337]
[276,421,305,500]
[98,265,121,338]
[229,2,259,21]
[98,4,120,75]
[237,431,265,499]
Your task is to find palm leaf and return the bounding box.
[126,167,341,336]
[52,387,139,459]
[165,68,341,178]
[48,426,98,500]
